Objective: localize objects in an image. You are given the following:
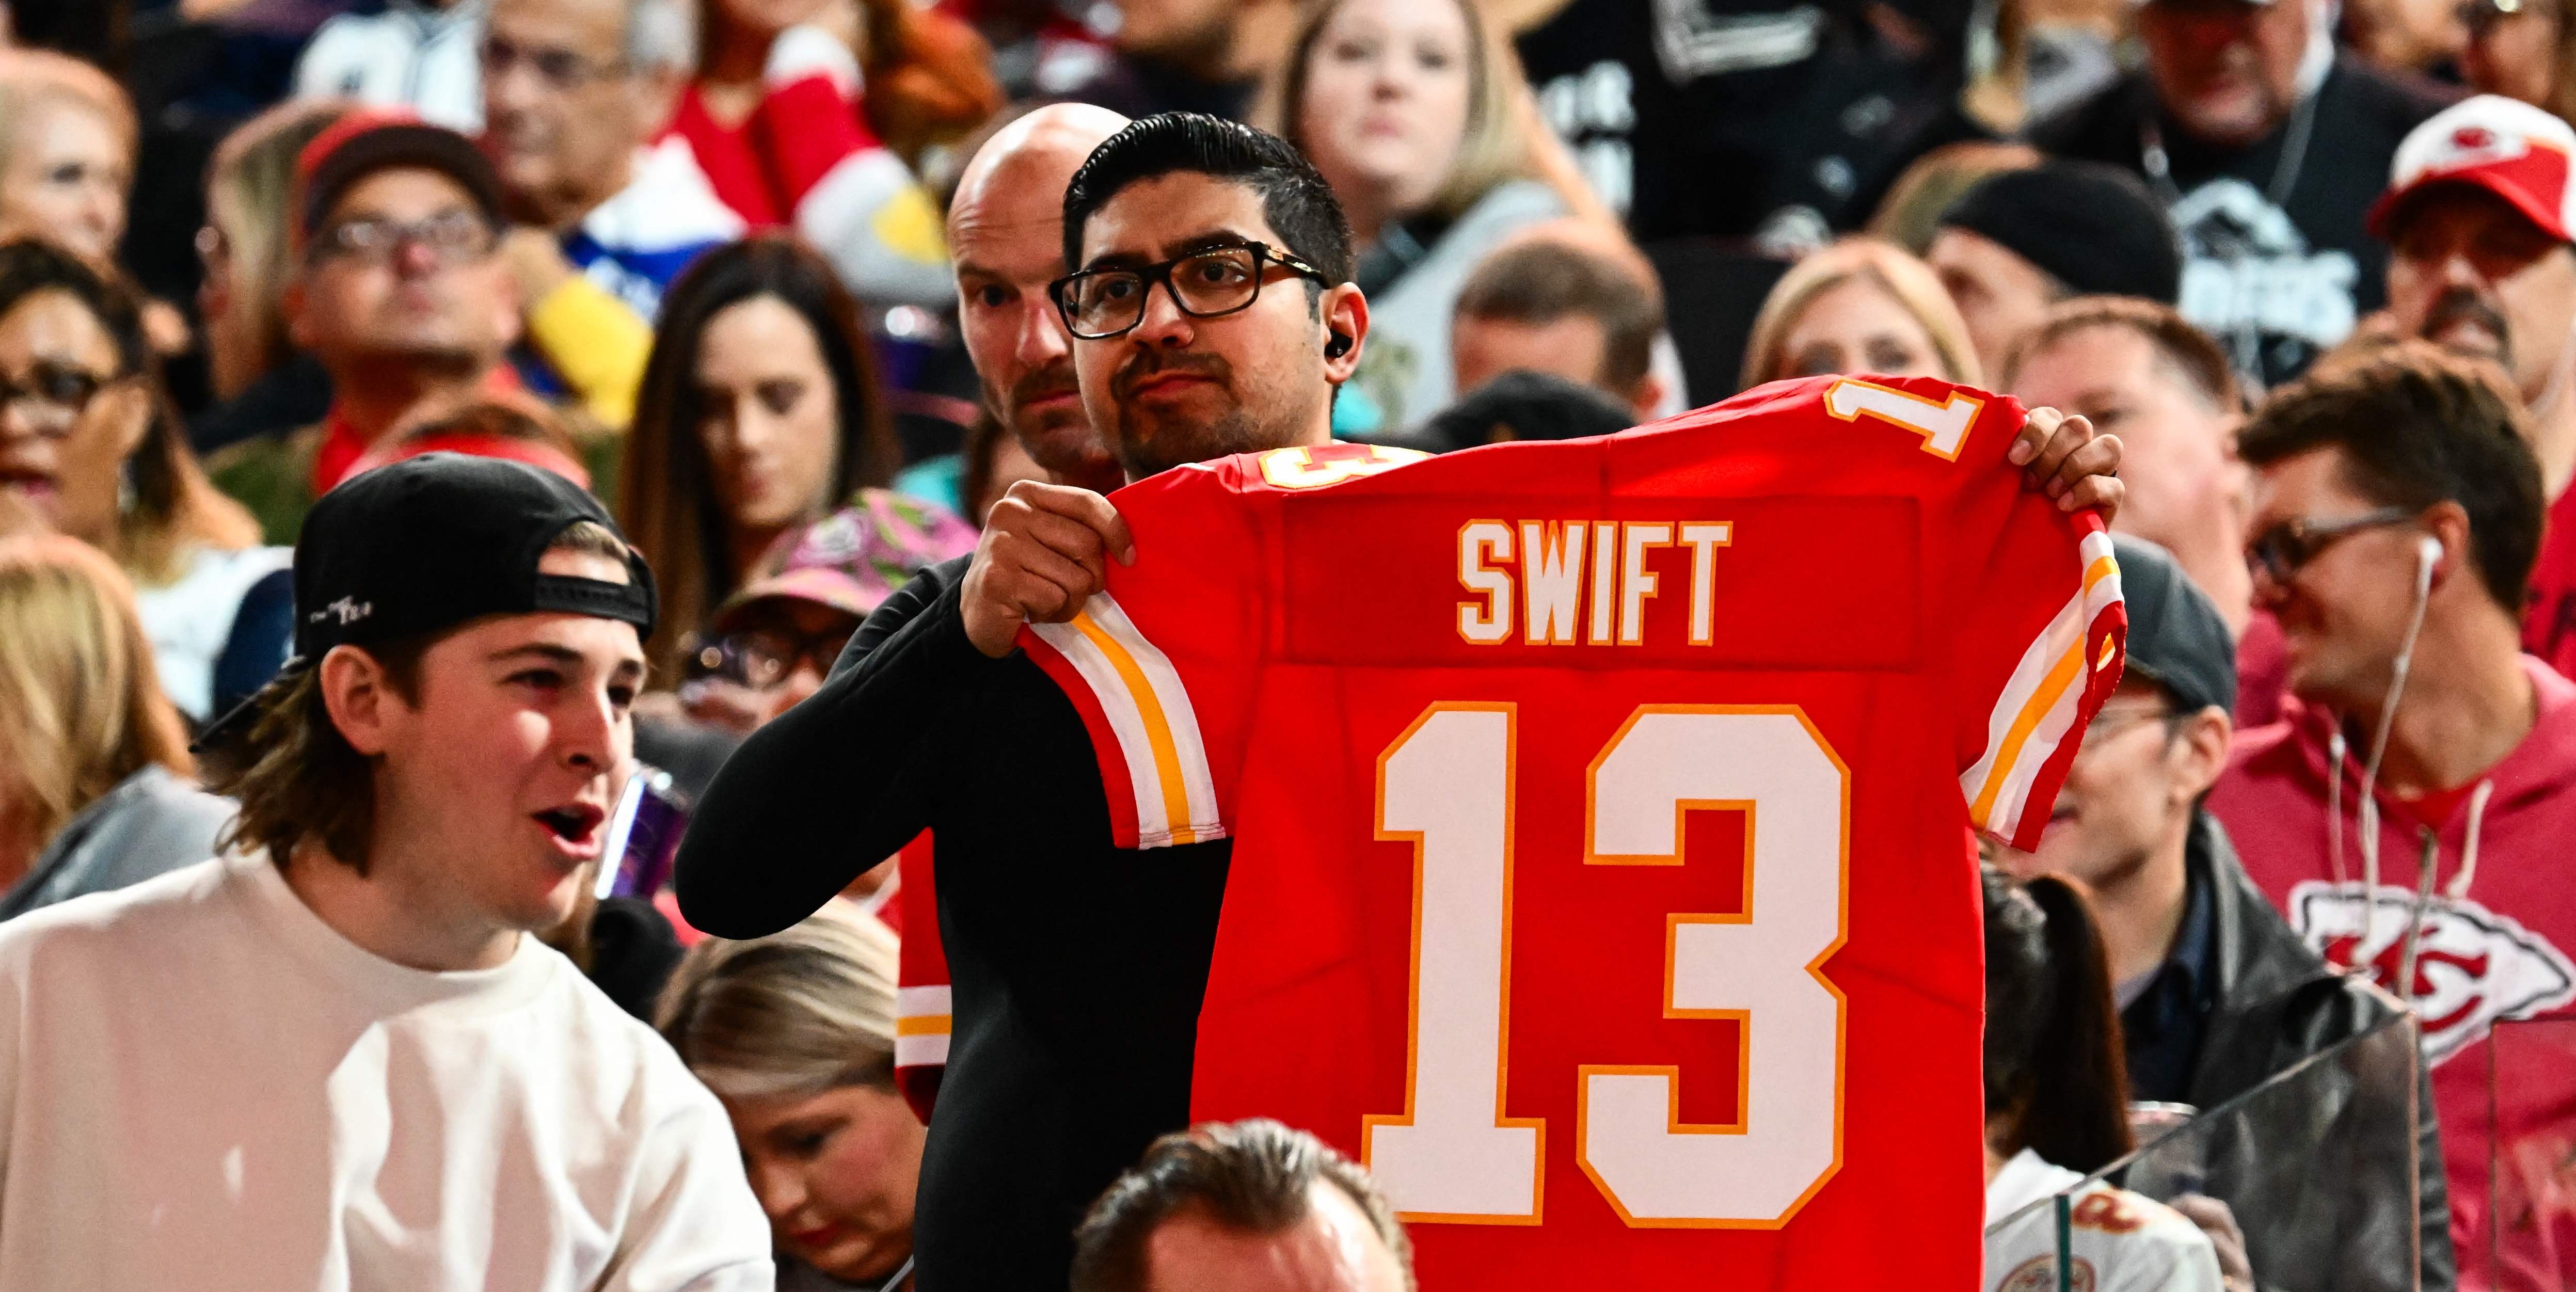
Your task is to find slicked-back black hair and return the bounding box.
[1061,112,1354,289]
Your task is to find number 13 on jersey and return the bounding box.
[1363,704,1849,1227]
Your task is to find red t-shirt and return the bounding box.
[1018,376,2127,1286]
[2522,484,2576,679]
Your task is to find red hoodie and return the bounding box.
[2209,656,2576,1289]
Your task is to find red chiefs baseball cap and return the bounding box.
[2370,94,2576,243]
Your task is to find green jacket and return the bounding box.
[205,424,322,548]
[206,421,625,547]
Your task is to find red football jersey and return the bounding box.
[1018,375,2127,1287]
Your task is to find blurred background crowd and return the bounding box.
[8,0,2576,1286]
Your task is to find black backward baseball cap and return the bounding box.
[2110,534,2236,715]
[195,453,656,749]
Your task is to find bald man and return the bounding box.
[950,102,1130,495]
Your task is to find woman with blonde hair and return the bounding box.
[192,98,351,456]
[1274,0,1591,430]
[0,48,134,269]
[1739,237,1983,392]
[0,534,235,920]
[659,901,924,1291]
[0,238,282,722]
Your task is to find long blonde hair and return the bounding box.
[204,98,352,399]
[1739,237,1984,393]
[1275,0,1535,226]
[656,901,901,1102]
[0,534,193,852]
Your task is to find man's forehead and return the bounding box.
[489,0,623,42]
[468,613,647,666]
[327,166,480,222]
[949,109,1127,244]
[1080,173,1278,266]
[949,163,1080,269]
[2251,444,2363,512]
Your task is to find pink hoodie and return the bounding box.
[2210,657,2576,1289]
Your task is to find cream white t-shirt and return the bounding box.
[1984,1148,2223,1292]
[0,851,773,1290]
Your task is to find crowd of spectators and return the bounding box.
[3,0,2576,1286]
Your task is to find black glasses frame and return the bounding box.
[2244,506,2418,586]
[1048,242,1327,340]
[0,360,129,438]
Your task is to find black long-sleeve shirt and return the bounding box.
[674,555,1231,1290]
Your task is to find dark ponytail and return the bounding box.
[1982,866,2135,1174]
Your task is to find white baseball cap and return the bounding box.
[2371,94,2576,242]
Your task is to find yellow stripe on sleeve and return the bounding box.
[1969,636,2087,829]
[1069,611,1201,847]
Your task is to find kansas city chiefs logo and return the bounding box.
[2431,122,2529,172]
[2288,882,2576,1062]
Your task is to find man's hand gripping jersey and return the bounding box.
[1018,376,2127,1286]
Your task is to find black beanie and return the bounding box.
[1939,162,2184,305]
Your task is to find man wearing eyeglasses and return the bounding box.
[2377,95,2576,683]
[476,0,740,429]
[2211,342,2576,1290]
[208,111,533,544]
[677,111,2136,1288]
[2003,535,2451,1291]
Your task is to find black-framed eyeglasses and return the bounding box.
[1049,242,1327,340]
[308,209,499,268]
[681,625,856,691]
[481,34,627,91]
[2245,506,2417,586]
[0,359,126,437]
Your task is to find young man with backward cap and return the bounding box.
[0,453,773,1289]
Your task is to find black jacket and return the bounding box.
[2028,57,2453,388]
[675,555,1231,1291]
[2180,813,2454,1292]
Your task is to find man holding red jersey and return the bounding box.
[2378,95,2576,677]
[677,111,2128,1289]
[2209,343,2576,1288]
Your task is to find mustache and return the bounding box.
[1010,360,1079,410]
[2425,288,2513,358]
[1114,349,1232,400]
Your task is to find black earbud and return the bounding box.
[1326,332,1354,359]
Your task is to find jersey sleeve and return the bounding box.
[1015,462,1265,850]
[891,831,947,1124]
[1930,385,2128,851]
[1015,445,1425,850]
